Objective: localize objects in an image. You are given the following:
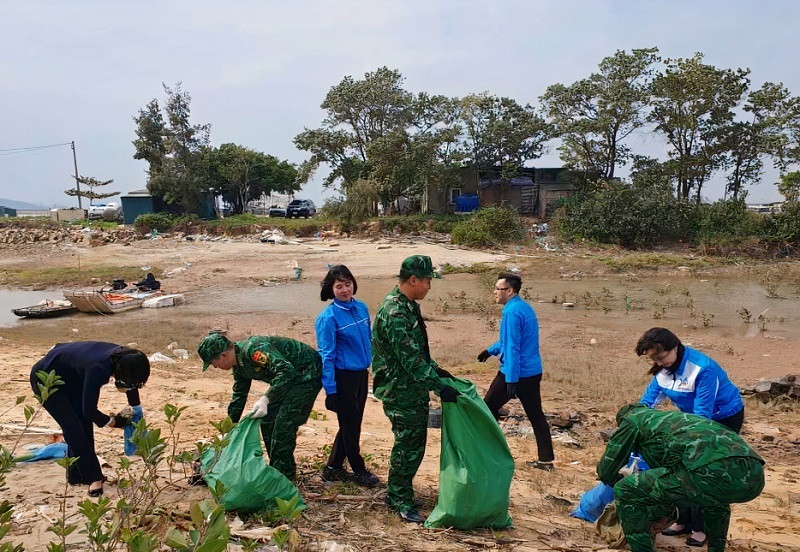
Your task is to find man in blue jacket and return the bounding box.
[477,273,554,470]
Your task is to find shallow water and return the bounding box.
[0,290,73,326]
[3,273,798,342]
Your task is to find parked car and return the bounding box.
[286,199,316,218]
[268,205,287,217]
[88,202,122,222]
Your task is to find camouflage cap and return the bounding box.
[198,332,233,371]
[399,255,441,279]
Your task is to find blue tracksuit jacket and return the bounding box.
[315,298,371,395]
[486,294,542,382]
[640,346,743,420]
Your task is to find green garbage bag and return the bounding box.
[201,415,307,513]
[425,377,514,529]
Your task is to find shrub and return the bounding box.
[688,199,766,246]
[450,206,526,247]
[762,202,800,244]
[556,185,690,248]
[319,180,380,226]
[133,213,184,233]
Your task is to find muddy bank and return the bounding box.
[1,237,800,550]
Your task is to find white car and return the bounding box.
[88,202,121,221]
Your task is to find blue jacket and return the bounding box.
[315,298,371,395]
[640,346,743,421]
[486,295,542,382]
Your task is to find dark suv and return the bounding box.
[286,199,316,218]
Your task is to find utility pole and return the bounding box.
[71,140,82,209]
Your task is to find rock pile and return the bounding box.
[0,226,140,246]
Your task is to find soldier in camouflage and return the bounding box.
[597,404,765,552]
[198,332,322,481]
[372,255,460,523]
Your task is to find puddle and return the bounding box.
[0,290,73,327]
[176,273,489,317]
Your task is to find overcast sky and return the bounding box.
[1,0,798,208]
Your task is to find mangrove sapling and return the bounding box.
[12,370,64,455]
[271,495,305,552]
[46,457,80,552]
[163,403,189,483]
[163,500,230,551]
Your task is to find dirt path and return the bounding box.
[2,236,800,550]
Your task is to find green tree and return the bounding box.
[204,144,299,214]
[64,176,118,204]
[294,66,414,191]
[295,69,462,210]
[132,83,211,212]
[649,54,750,202]
[541,47,660,180]
[458,93,549,178]
[777,171,800,204]
[720,82,800,199]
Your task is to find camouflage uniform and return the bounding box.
[228,336,322,481]
[372,286,446,512]
[597,405,765,552]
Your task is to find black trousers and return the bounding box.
[678,407,745,532]
[30,371,103,485]
[327,369,369,474]
[484,371,554,462]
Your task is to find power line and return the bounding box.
[0,142,72,157]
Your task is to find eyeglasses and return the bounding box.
[494,286,510,291]
[115,380,145,391]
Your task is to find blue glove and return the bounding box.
[123,405,145,456]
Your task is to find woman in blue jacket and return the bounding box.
[636,327,744,548]
[315,265,379,487]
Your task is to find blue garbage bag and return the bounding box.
[124,405,145,456]
[17,442,68,462]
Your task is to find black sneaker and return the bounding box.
[527,460,555,471]
[321,466,351,482]
[353,470,380,487]
[399,508,424,524]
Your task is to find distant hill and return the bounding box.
[0,197,59,210]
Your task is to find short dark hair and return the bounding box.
[320,265,358,301]
[635,327,680,356]
[497,273,522,293]
[110,347,150,389]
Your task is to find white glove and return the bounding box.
[618,456,639,478]
[249,395,270,418]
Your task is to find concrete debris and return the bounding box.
[148,352,177,364]
[742,375,800,402]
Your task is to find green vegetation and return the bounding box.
[450,206,526,247]
[598,253,714,272]
[0,266,161,287]
[440,262,502,275]
[556,185,690,248]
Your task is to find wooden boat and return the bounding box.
[63,288,164,314]
[12,300,78,319]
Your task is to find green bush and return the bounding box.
[319,180,380,226]
[556,186,690,248]
[134,213,186,233]
[688,199,766,246]
[450,206,526,247]
[762,202,800,244]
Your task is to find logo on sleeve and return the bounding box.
[252,351,269,366]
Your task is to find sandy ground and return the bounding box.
[1,234,800,551]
